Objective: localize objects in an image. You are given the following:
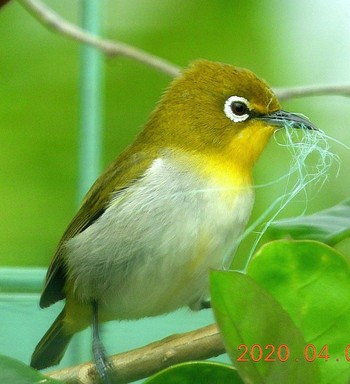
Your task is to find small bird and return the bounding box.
[31,60,316,379]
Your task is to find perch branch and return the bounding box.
[17,0,181,77]
[275,84,350,101]
[46,323,224,384]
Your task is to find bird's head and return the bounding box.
[140,60,317,172]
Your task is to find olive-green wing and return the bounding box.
[39,151,154,308]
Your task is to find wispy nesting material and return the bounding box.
[227,122,342,272]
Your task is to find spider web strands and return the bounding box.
[223,123,344,272]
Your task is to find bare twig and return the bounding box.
[46,323,224,384]
[17,0,350,101]
[275,84,350,101]
[17,0,181,77]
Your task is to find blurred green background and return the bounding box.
[1,0,350,268]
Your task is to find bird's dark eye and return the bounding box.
[231,101,248,116]
[224,96,250,122]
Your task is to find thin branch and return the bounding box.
[17,0,181,77]
[46,323,224,384]
[17,0,350,102]
[275,84,350,101]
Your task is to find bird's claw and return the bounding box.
[93,338,114,384]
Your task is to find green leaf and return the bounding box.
[267,198,350,245]
[210,270,320,384]
[0,354,63,384]
[248,240,350,384]
[144,361,242,384]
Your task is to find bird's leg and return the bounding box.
[92,301,112,384]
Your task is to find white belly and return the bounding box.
[64,156,254,319]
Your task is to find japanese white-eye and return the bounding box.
[31,60,316,379]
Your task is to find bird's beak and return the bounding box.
[259,110,318,131]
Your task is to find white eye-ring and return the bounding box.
[224,96,250,122]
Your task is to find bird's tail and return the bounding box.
[30,307,73,370]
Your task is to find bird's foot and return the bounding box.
[92,338,114,384]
